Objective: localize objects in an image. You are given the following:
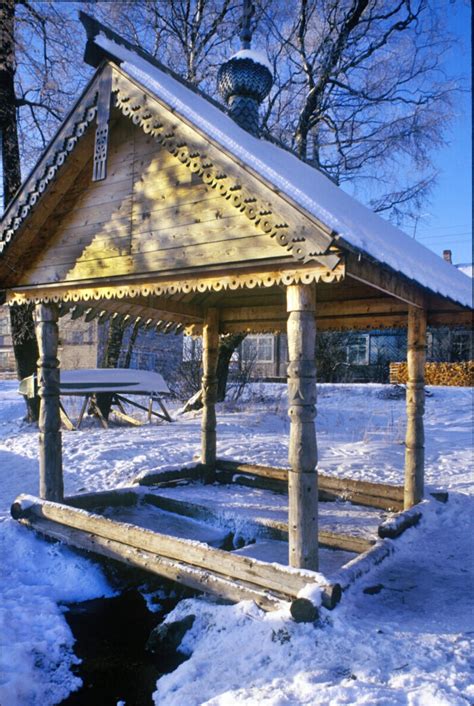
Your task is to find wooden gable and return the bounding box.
[19,109,291,288]
[2,63,341,298]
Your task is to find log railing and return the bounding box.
[215,459,404,512]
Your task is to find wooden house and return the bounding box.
[0,306,15,372]
[1,15,472,618]
[0,305,99,373]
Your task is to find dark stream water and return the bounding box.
[59,589,187,706]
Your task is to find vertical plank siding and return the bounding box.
[21,117,285,286]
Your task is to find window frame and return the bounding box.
[451,330,472,361]
[346,334,370,366]
[242,334,275,364]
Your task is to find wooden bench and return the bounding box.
[19,368,173,430]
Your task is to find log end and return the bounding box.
[290,597,319,623]
[378,511,422,539]
[10,501,24,521]
[321,583,342,610]
[430,491,449,504]
[10,494,36,521]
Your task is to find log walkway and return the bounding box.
[10,477,430,622]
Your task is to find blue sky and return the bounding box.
[413,2,472,265]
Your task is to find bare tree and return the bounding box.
[0,0,40,420]
[4,0,462,246]
[0,0,21,202]
[259,0,455,222]
[84,0,240,89]
[10,1,88,179]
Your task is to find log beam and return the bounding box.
[404,306,427,508]
[329,540,395,593]
[34,302,63,501]
[378,504,422,539]
[18,514,287,612]
[286,284,318,570]
[201,308,219,481]
[11,494,335,614]
[345,253,426,308]
[215,458,404,511]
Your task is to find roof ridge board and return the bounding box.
[79,12,226,114]
[0,66,105,231]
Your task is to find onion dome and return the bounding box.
[217,50,273,137]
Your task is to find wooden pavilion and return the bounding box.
[2,16,472,619]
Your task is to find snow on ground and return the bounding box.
[0,381,473,705]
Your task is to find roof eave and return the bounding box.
[341,238,472,311]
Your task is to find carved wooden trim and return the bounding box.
[34,302,63,502]
[92,65,113,181]
[6,263,345,306]
[111,70,337,267]
[0,103,98,255]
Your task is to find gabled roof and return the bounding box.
[0,15,472,311]
[89,29,472,309]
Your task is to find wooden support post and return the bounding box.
[201,308,219,482]
[34,302,63,502]
[286,284,318,570]
[404,305,427,509]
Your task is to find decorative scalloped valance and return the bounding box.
[6,263,345,306]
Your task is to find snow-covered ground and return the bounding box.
[0,381,473,705]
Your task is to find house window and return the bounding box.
[69,329,94,345]
[182,335,202,362]
[0,314,9,336]
[347,335,369,365]
[451,331,472,361]
[242,335,274,363]
[426,331,434,360]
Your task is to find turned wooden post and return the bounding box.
[35,302,63,502]
[201,308,219,482]
[286,284,318,570]
[404,305,427,509]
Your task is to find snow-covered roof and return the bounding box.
[456,263,473,278]
[92,33,472,309]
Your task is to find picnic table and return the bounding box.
[19,368,172,429]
